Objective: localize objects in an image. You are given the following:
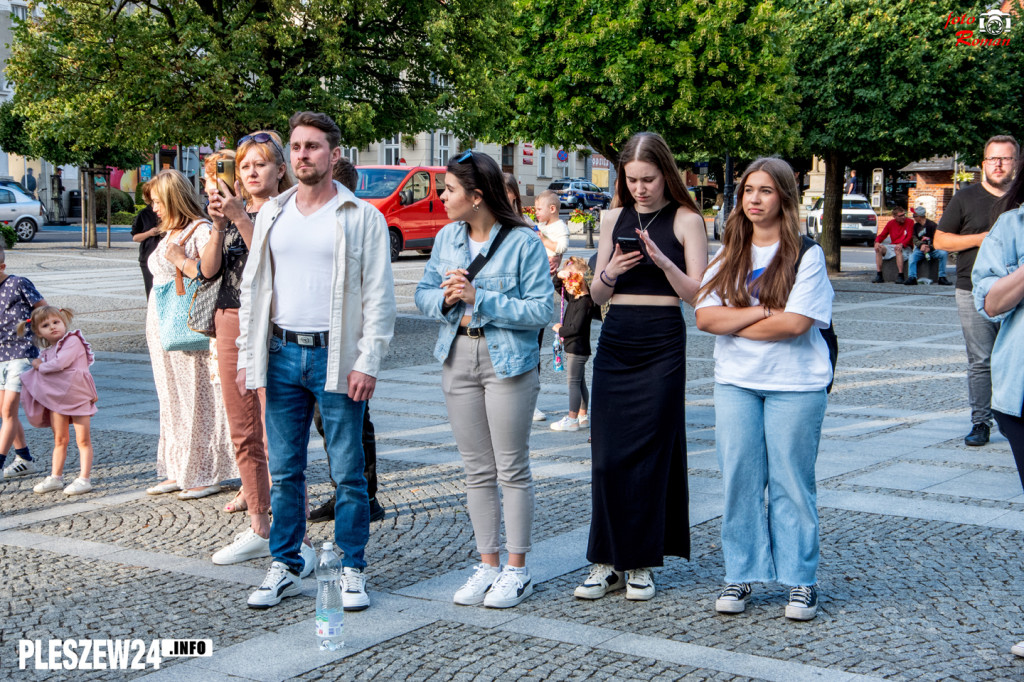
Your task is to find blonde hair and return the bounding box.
[18,306,75,349]
[150,169,207,233]
[237,130,294,198]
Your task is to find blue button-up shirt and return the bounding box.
[415,221,553,379]
[973,206,1024,417]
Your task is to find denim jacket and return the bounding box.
[415,221,553,379]
[973,206,1024,416]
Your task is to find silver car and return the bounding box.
[0,185,44,242]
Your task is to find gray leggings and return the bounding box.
[565,352,590,414]
[442,336,539,555]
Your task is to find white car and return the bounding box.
[0,184,44,242]
[805,194,878,244]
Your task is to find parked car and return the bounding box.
[805,194,877,244]
[355,165,448,261]
[688,185,718,211]
[0,185,44,242]
[547,180,610,209]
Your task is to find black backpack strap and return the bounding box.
[441,226,513,316]
[794,235,817,273]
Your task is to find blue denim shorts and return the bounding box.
[0,357,33,392]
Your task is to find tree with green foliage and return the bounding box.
[791,0,1024,272]
[6,0,513,154]
[504,0,801,166]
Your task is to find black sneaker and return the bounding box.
[937,277,953,286]
[903,277,918,286]
[785,585,818,621]
[308,497,335,523]
[965,422,990,446]
[715,583,752,614]
[369,497,386,523]
[871,273,884,283]
[895,273,906,284]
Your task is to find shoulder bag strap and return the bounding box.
[441,226,513,316]
[174,221,204,296]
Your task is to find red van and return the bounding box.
[355,165,448,261]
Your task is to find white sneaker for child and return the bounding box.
[550,416,580,432]
[33,475,63,494]
[63,477,93,496]
[3,455,36,478]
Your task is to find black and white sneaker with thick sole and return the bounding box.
[785,585,818,621]
[483,566,532,608]
[247,561,302,609]
[341,567,370,611]
[715,583,752,614]
[625,567,655,601]
[573,563,625,600]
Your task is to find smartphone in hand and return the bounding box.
[216,160,235,193]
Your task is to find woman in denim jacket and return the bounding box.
[415,151,553,609]
[972,167,1024,658]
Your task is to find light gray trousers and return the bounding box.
[442,336,539,554]
[955,288,999,426]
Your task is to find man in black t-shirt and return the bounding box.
[935,135,1019,446]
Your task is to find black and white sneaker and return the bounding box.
[573,563,625,600]
[341,567,370,611]
[715,583,752,614]
[3,455,36,479]
[247,561,301,609]
[483,566,532,608]
[785,585,818,621]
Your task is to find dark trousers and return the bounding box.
[314,401,377,499]
[994,410,1024,493]
[140,262,154,299]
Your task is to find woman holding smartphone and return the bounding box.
[695,158,833,621]
[575,132,707,602]
[415,151,552,609]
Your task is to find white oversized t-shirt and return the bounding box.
[696,241,834,391]
[269,193,339,331]
[538,219,569,258]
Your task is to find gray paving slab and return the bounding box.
[844,462,973,492]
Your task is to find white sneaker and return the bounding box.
[453,563,500,606]
[299,542,317,579]
[550,416,579,432]
[483,566,532,608]
[212,528,271,565]
[577,414,590,429]
[63,477,93,496]
[247,561,301,609]
[3,455,36,478]
[533,407,546,422]
[625,567,655,601]
[33,475,63,494]
[1012,641,1024,658]
[341,566,370,611]
[573,563,625,599]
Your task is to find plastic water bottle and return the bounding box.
[552,338,565,372]
[315,543,344,651]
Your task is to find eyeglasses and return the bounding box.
[237,132,280,148]
[984,156,1016,166]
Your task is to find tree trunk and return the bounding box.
[821,149,846,274]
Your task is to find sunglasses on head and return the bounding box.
[237,132,280,148]
[454,150,474,164]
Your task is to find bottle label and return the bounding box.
[316,613,343,638]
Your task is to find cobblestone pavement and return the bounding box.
[2,234,1024,680]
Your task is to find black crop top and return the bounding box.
[611,202,687,297]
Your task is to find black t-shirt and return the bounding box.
[130,206,161,265]
[936,183,1002,290]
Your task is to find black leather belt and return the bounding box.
[456,326,485,338]
[272,324,329,347]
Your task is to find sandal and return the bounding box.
[224,488,248,513]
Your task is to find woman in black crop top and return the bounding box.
[573,132,707,602]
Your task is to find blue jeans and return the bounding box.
[264,337,368,573]
[714,383,827,586]
[907,248,948,279]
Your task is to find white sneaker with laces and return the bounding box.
[299,542,317,579]
[3,455,36,478]
[212,528,271,565]
[550,416,580,432]
[247,561,301,609]
[33,475,63,494]
[454,562,500,605]
[574,563,625,599]
[626,567,655,601]
[533,407,546,422]
[63,477,93,496]
[483,566,532,608]
[341,566,370,611]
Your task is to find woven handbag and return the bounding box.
[187,276,219,338]
[153,223,210,352]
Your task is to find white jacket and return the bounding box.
[236,182,396,391]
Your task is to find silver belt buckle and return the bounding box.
[296,333,315,347]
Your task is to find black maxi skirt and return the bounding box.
[587,304,689,570]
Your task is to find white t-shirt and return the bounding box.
[537,219,569,257]
[269,193,339,331]
[695,241,834,391]
[468,236,486,260]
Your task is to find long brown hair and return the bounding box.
[150,169,207,233]
[697,157,802,309]
[614,132,701,215]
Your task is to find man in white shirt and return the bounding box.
[237,111,396,611]
[535,190,569,274]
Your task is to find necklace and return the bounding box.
[635,205,665,233]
